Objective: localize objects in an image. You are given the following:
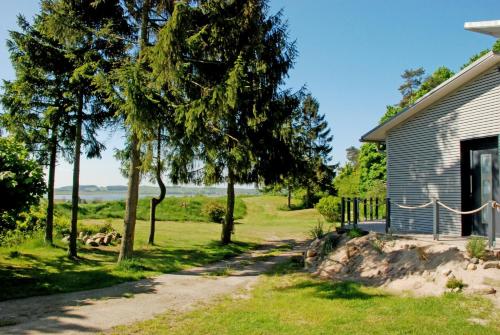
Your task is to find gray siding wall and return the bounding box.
[386,65,500,235]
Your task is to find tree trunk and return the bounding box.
[287,186,292,209]
[69,95,83,259]
[221,168,235,245]
[149,126,166,245]
[45,122,58,245]
[119,132,141,261]
[118,0,151,262]
[305,186,311,208]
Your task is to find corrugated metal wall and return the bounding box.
[387,65,500,235]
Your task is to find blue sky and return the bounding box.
[1,0,499,187]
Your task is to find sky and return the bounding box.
[1,0,500,187]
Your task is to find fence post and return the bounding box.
[488,200,496,249]
[347,198,351,224]
[375,198,379,220]
[370,198,373,221]
[433,199,440,241]
[353,197,358,228]
[363,199,367,221]
[341,197,345,228]
[385,197,391,234]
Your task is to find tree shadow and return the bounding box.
[283,280,387,301]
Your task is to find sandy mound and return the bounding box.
[304,231,500,305]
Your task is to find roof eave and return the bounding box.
[360,51,500,143]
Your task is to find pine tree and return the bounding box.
[1,15,74,245]
[40,0,131,258]
[153,0,297,244]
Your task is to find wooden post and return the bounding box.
[433,199,440,241]
[385,198,391,233]
[363,199,367,221]
[341,197,345,228]
[347,198,351,224]
[353,198,359,228]
[370,198,373,221]
[488,200,496,249]
[375,198,379,220]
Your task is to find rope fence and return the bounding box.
[386,198,498,248]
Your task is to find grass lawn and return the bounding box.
[112,261,500,335]
[0,195,319,301]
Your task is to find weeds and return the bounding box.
[466,237,487,259]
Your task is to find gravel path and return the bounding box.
[0,239,306,335]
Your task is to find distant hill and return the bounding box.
[54,185,259,197]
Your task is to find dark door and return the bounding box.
[461,136,499,237]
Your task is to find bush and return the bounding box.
[346,227,367,238]
[315,196,341,223]
[446,278,465,290]
[466,237,487,259]
[310,220,329,239]
[202,201,226,223]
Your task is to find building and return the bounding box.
[361,21,500,239]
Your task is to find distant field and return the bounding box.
[54,196,247,222]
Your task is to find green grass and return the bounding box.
[0,196,319,301]
[111,261,500,335]
[53,195,247,222]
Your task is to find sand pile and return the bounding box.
[304,231,500,305]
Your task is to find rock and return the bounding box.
[470,257,479,264]
[306,249,318,258]
[85,239,98,247]
[409,244,416,249]
[104,234,113,245]
[483,261,499,270]
[61,236,70,243]
[78,232,84,239]
[404,244,410,250]
[304,257,316,269]
[452,287,461,293]
[82,236,89,244]
[97,237,105,245]
[467,263,477,271]
[442,269,452,276]
[471,287,496,295]
[495,251,500,259]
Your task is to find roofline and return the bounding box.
[360,51,500,142]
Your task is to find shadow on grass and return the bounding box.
[0,240,260,301]
[288,280,386,300]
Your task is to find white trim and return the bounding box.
[361,51,500,142]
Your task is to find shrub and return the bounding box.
[320,233,339,257]
[315,196,341,223]
[446,278,465,290]
[310,220,330,239]
[346,227,366,238]
[466,237,487,259]
[202,201,226,223]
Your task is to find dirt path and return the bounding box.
[0,239,306,335]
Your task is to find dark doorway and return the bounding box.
[461,136,499,237]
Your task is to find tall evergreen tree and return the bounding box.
[1,15,74,244]
[153,0,297,244]
[40,0,131,258]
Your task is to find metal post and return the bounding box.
[488,200,496,249]
[385,197,391,234]
[347,198,351,224]
[375,198,379,220]
[370,198,373,221]
[353,197,358,228]
[433,199,440,240]
[363,199,367,221]
[341,197,345,228]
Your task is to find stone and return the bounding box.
[306,249,318,258]
[471,287,496,295]
[104,234,113,245]
[78,232,84,239]
[470,257,479,264]
[97,237,105,245]
[495,251,500,259]
[442,269,452,276]
[467,263,477,271]
[304,257,316,269]
[404,244,410,250]
[61,236,70,243]
[86,239,98,247]
[483,261,499,270]
[452,287,461,293]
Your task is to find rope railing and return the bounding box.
[388,198,497,248]
[390,200,433,209]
